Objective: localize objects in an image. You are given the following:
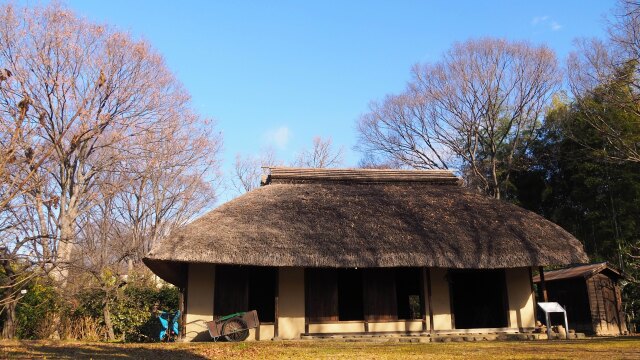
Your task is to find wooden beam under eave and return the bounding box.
[538,266,548,302]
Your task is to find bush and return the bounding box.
[15,280,61,339]
[12,275,179,342]
[70,281,179,342]
[117,283,179,342]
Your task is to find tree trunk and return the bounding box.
[1,257,19,339]
[53,216,75,284]
[1,296,18,339]
[103,300,115,341]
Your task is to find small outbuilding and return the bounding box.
[143,168,588,341]
[533,262,628,335]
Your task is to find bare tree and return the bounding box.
[62,104,221,341]
[357,38,560,199]
[357,153,404,169]
[0,3,215,282]
[566,0,640,163]
[611,0,640,61]
[293,136,344,168]
[231,148,280,194]
[114,115,221,266]
[0,64,59,339]
[71,181,125,341]
[357,92,452,170]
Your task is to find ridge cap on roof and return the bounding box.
[263,167,462,185]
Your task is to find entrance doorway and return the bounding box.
[450,269,508,329]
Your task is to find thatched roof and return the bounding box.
[144,168,588,287]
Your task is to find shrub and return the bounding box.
[15,281,61,339]
[13,275,179,342]
[69,280,179,342]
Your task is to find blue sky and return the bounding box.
[23,0,614,197]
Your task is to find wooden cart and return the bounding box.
[205,310,259,342]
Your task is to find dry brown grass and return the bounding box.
[1,338,639,360]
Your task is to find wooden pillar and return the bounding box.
[502,269,511,329]
[274,268,280,339]
[362,269,369,333]
[179,264,188,340]
[303,268,309,335]
[529,267,538,323]
[178,288,186,339]
[448,270,456,330]
[538,266,548,302]
[419,267,427,332]
[425,268,435,334]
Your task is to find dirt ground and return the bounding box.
[1,337,639,359]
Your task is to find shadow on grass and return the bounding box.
[3,341,209,360]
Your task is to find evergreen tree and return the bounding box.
[512,70,640,330]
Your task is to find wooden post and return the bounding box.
[362,269,369,333]
[529,267,538,323]
[538,266,548,302]
[178,288,186,340]
[303,268,310,335]
[179,264,189,340]
[419,267,427,333]
[274,267,280,340]
[425,268,435,334]
[447,271,456,330]
[501,269,511,329]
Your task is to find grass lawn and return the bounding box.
[1,338,639,359]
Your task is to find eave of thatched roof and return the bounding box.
[144,168,588,287]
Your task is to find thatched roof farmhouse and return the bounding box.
[144,168,588,341]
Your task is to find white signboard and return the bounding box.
[537,302,569,339]
[538,302,566,313]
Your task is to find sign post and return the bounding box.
[537,302,569,340]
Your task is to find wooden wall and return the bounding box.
[545,274,627,335]
[586,274,627,335]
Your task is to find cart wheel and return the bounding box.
[223,317,249,342]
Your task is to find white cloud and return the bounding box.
[531,15,562,31]
[263,126,291,149]
[531,15,549,25]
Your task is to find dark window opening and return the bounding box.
[337,269,364,321]
[395,267,422,320]
[540,278,593,333]
[450,269,508,329]
[214,265,276,323]
[248,267,277,323]
[214,265,248,316]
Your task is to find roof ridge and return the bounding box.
[264,167,462,185]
